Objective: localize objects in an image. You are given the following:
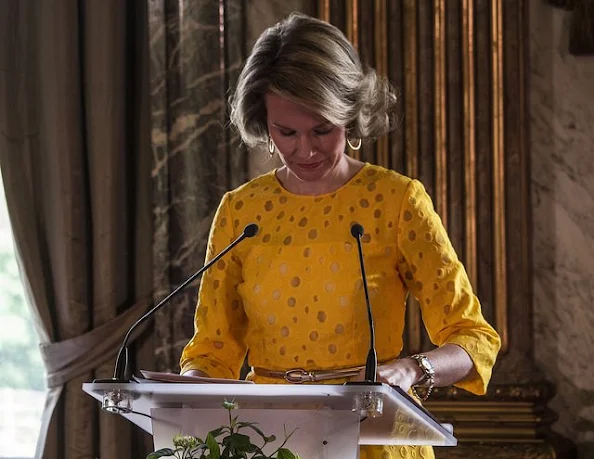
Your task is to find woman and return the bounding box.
[180,12,500,459]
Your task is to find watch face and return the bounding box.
[421,359,434,373]
[415,355,435,375]
[412,354,435,389]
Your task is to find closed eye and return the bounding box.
[279,129,296,137]
[314,126,334,136]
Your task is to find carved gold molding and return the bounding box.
[491,0,508,352]
[426,382,559,445]
[346,0,359,52]
[462,0,477,288]
[319,0,330,22]
[317,0,512,354]
[430,381,556,403]
[434,0,447,222]
[435,443,556,459]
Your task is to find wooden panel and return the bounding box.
[417,0,435,196]
[402,0,422,355]
[475,0,495,326]
[345,0,359,50]
[330,0,346,29]
[387,0,405,173]
[358,0,375,164]
[374,0,389,166]
[445,1,465,259]
[502,0,529,356]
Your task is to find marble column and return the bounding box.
[148,0,316,371]
[245,0,315,179]
[149,0,249,371]
[531,1,594,455]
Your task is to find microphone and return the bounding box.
[350,223,377,383]
[95,223,259,383]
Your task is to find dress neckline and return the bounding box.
[269,162,371,199]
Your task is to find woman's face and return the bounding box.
[265,92,348,187]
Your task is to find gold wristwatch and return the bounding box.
[409,354,435,401]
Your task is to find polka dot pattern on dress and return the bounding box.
[181,164,501,420]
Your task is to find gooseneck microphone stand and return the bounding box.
[94,223,259,383]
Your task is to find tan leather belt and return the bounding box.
[252,357,398,383]
[253,366,363,383]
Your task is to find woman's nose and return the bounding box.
[295,135,316,158]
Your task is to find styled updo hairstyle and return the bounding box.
[229,12,399,148]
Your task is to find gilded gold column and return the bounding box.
[491,0,508,351]
[462,0,477,288]
[434,0,447,221]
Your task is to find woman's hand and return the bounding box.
[354,344,475,391]
[377,358,424,392]
[181,369,210,378]
[355,358,423,392]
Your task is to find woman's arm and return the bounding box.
[373,343,474,393]
[389,179,501,395]
[178,193,249,378]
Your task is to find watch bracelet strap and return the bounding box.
[410,353,435,402]
[411,384,433,402]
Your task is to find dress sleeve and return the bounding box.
[396,179,501,395]
[179,193,248,379]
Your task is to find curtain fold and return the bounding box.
[40,299,151,388]
[0,0,154,457]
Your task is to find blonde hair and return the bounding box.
[229,12,399,148]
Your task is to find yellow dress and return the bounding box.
[180,163,501,459]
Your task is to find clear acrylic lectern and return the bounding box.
[82,381,456,458]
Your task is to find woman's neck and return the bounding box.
[276,156,365,196]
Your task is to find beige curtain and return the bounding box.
[0,1,154,457]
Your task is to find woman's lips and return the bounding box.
[297,161,323,170]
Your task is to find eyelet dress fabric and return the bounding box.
[180,163,501,459]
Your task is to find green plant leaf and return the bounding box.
[224,433,252,451]
[206,433,220,459]
[236,422,275,443]
[146,448,176,459]
[276,448,297,459]
[209,426,226,438]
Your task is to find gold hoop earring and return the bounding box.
[347,138,362,151]
[268,136,275,157]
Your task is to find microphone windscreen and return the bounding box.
[243,223,259,238]
[350,223,364,238]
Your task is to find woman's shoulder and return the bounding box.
[356,163,414,196]
[224,169,278,203]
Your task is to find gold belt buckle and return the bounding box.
[284,368,315,383]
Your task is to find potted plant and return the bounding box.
[147,401,300,459]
